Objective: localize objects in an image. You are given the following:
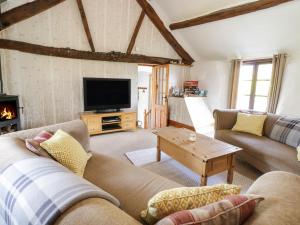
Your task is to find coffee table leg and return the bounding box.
[227,155,234,184]
[200,175,207,186]
[156,137,161,162]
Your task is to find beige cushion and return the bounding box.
[54,198,142,225]
[245,171,300,225]
[215,130,300,175]
[232,113,267,136]
[41,129,91,176]
[84,152,182,222]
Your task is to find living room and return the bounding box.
[0,0,299,225]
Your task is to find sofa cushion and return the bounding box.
[0,137,36,171]
[156,194,264,225]
[41,129,92,176]
[25,130,53,158]
[269,117,300,148]
[54,198,142,225]
[215,130,300,174]
[141,184,241,225]
[263,114,281,137]
[245,171,300,225]
[232,113,267,136]
[3,120,91,152]
[84,152,182,222]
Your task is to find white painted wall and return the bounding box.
[276,55,300,117]
[169,65,191,90]
[190,61,231,111]
[0,0,181,129]
[181,1,300,117]
[169,97,193,127]
[190,56,300,117]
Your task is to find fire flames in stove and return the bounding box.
[1,107,16,120]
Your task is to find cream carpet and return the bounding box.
[90,129,262,193]
[125,148,261,193]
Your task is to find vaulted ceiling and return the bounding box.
[1,0,299,62]
[153,0,300,60]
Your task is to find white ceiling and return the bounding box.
[152,0,256,22]
[153,0,300,61]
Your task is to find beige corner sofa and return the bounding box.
[214,109,300,175]
[1,120,300,225]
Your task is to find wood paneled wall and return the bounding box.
[0,0,179,129]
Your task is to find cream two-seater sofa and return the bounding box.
[1,120,300,225]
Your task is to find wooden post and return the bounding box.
[156,136,161,162]
[227,154,235,184]
[144,109,148,129]
[200,175,208,186]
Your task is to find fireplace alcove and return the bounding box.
[0,95,21,134]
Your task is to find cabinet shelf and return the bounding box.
[102,121,121,125]
[81,111,137,135]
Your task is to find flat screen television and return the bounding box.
[83,78,131,112]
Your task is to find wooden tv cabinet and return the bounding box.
[80,111,137,135]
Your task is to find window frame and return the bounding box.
[239,58,272,111]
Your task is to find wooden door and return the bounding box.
[150,65,169,129]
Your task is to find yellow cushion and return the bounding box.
[40,129,91,177]
[232,112,267,136]
[297,146,300,161]
[140,184,241,225]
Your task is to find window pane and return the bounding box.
[236,96,250,110]
[257,64,272,80]
[240,65,254,80]
[238,81,252,95]
[255,81,271,96]
[253,96,268,112]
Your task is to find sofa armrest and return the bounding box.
[213,109,239,131]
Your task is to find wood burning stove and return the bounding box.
[0,95,21,134]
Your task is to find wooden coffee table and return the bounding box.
[155,127,242,186]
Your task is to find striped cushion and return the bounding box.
[25,130,53,158]
[270,117,300,148]
[156,194,264,225]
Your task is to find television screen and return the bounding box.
[83,78,131,111]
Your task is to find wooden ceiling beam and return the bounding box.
[126,10,145,55]
[0,39,180,65]
[76,0,95,52]
[0,0,66,30]
[136,0,194,65]
[170,0,293,30]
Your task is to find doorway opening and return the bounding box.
[137,64,170,129]
[137,66,152,128]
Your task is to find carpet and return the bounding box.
[125,148,170,166]
[125,148,261,193]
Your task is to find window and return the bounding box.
[236,59,273,111]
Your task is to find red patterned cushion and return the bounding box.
[156,195,264,225]
[25,131,53,158]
